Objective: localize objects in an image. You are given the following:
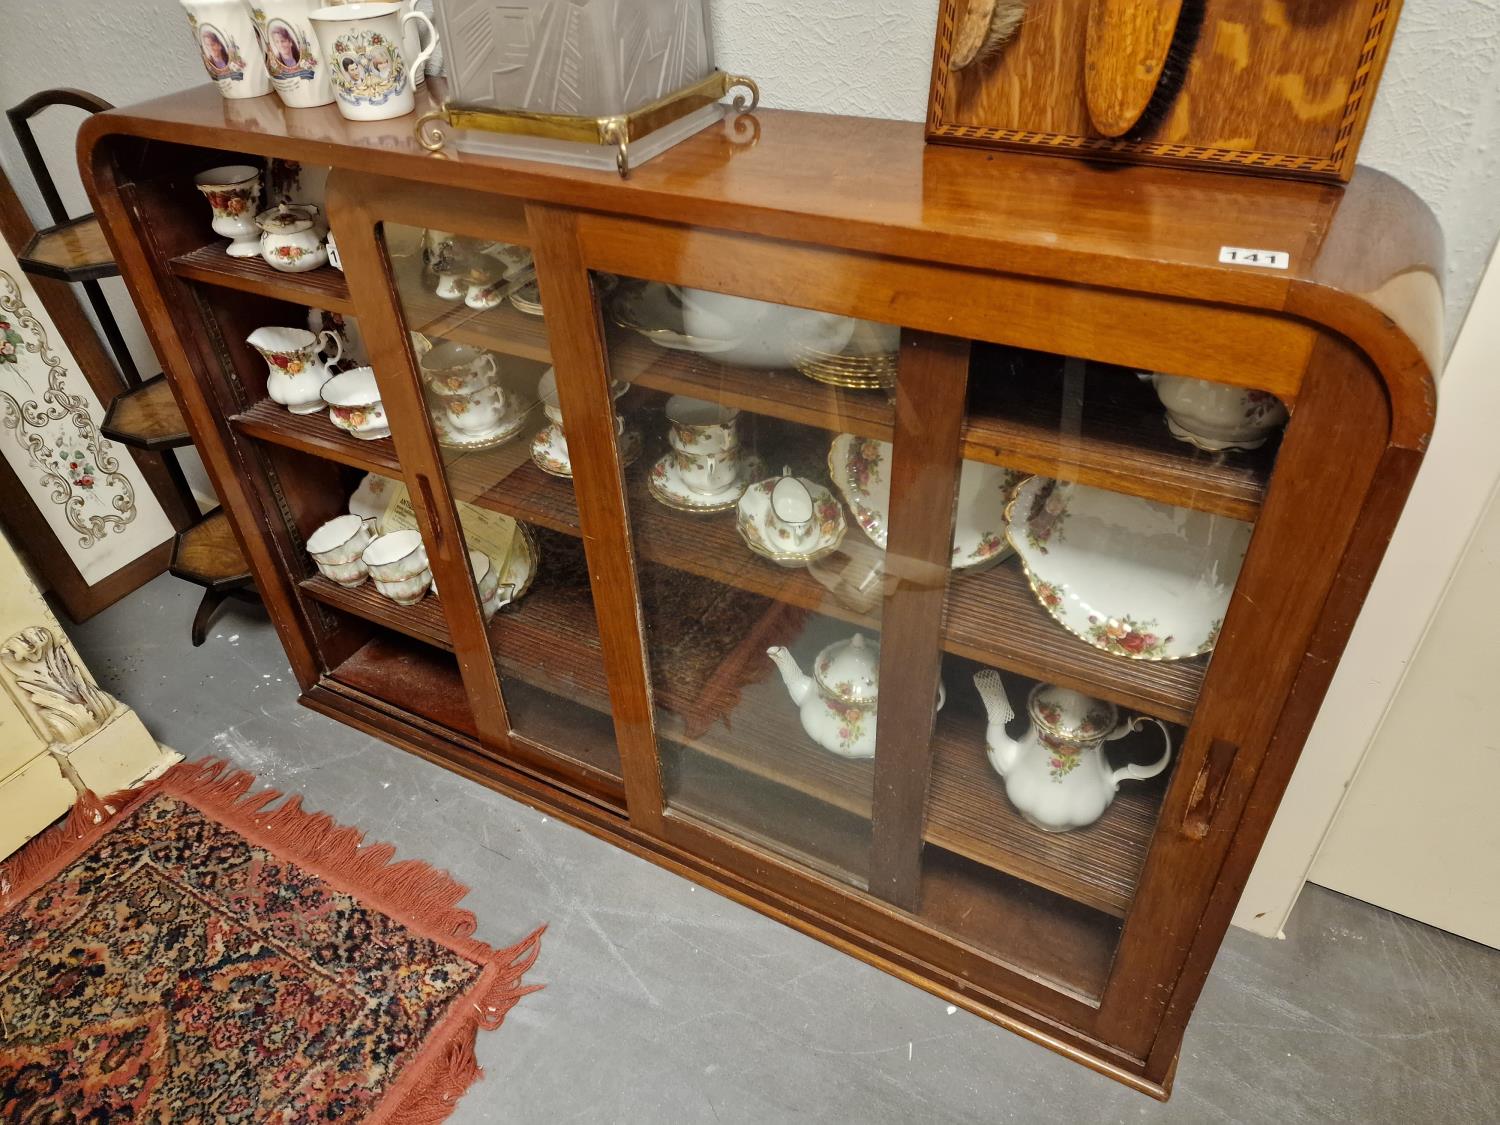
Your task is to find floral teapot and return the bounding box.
[768,634,944,759]
[973,671,1172,832]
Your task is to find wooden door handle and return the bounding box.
[1181,738,1238,839]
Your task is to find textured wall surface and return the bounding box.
[710,0,1500,344]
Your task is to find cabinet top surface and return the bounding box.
[83,81,1442,403]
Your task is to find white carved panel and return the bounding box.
[0,237,173,584]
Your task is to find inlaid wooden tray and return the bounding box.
[927,0,1402,182]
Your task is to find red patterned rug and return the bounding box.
[0,759,543,1123]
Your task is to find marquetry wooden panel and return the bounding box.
[929,0,1401,183]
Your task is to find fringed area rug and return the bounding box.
[0,759,543,1123]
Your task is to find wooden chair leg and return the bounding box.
[191,587,232,647]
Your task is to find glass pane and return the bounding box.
[917,343,1284,998]
[601,269,1287,998]
[602,276,910,887]
[375,222,621,783]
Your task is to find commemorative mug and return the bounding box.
[250,0,335,108]
[308,2,438,122]
[180,0,272,100]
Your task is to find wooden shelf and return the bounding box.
[181,243,1266,521]
[19,214,117,282]
[170,244,355,314]
[610,334,1271,521]
[243,396,1203,722]
[230,398,397,475]
[102,374,190,451]
[299,545,1166,917]
[170,508,250,590]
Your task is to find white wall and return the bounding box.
[1,2,1496,338]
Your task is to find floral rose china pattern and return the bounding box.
[735,477,847,564]
[1006,475,1253,662]
[329,29,406,106]
[829,433,1021,569]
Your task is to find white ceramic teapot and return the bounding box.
[973,671,1172,833]
[768,634,944,759]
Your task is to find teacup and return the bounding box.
[666,395,739,455]
[768,468,817,550]
[421,341,497,395]
[306,513,371,586]
[674,447,741,495]
[431,550,513,619]
[193,164,261,257]
[361,529,430,604]
[437,384,508,436]
[322,367,389,440]
[246,326,342,414]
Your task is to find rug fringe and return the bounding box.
[383,924,547,1125]
[0,787,116,905]
[155,759,496,955]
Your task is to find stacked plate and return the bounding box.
[793,321,900,390]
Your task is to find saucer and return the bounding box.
[736,476,847,565]
[647,452,763,513]
[510,278,544,317]
[530,423,642,478]
[433,397,534,451]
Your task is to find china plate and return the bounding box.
[349,471,398,521]
[735,476,847,566]
[647,453,764,513]
[1006,475,1253,662]
[432,396,535,451]
[828,434,1022,570]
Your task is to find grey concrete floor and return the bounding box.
[67,573,1500,1124]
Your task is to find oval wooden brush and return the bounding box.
[949,0,1029,70]
[1085,0,1185,136]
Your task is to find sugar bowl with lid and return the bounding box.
[256,203,329,273]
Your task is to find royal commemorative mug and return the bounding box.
[250,0,334,108]
[180,0,272,99]
[308,2,438,122]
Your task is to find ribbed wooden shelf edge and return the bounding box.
[170,244,354,314]
[230,399,397,475]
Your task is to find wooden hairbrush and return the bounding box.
[1085,0,1201,137]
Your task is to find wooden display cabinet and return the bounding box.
[80,86,1439,1098]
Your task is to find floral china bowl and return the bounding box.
[1145,373,1288,452]
[735,475,846,566]
[829,434,1022,570]
[322,367,389,440]
[1006,475,1253,661]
